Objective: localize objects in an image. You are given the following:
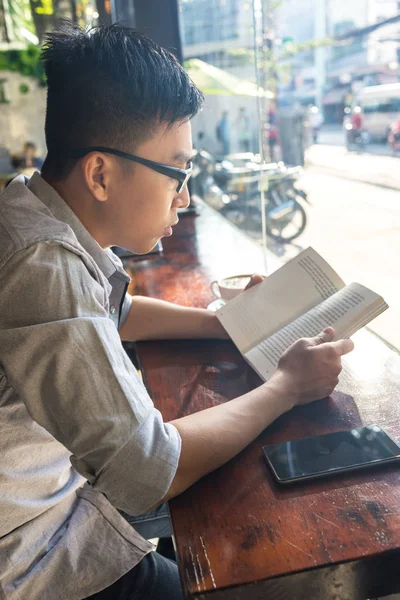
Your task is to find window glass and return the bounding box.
[179,0,269,268]
[180,0,400,350]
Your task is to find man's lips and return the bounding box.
[163,220,178,237]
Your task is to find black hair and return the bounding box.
[41,21,203,179]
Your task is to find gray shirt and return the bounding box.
[0,173,181,600]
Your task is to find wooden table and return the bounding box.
[124,202,400,600]
[0,172,17,190]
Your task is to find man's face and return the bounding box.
[25,145,35,158]
[108,119,193,254]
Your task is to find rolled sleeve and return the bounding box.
[0,242,181,515]
[119,292,132,329]
[90,412,181,515]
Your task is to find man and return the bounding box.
[11,142,43,174]
[345,105,367,150]
[216,110,230,156]
[308,105,323,143]
[21,141,44,170]
[266,107,279,162]
[0,23,353,600]
[237,106,251,152]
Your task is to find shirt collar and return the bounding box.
[27,171,126,281]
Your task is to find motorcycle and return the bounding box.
[345,123,369,151]
[254,164,308,243]
[191,150,309,243]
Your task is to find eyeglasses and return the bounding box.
[71,146,193,193]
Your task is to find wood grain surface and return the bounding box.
[125,202,400,599]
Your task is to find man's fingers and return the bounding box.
[311,327,354,356]
[311,327,335,345]
[330,338,355,356]
[244,273,265,290]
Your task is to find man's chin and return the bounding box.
[146,240,162,254]
[130,240,162,255]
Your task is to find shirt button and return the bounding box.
[110,305,116,314]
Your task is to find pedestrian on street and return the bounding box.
[266,107,279,162]
[309,105,323,143]
[237,107,251,152]
[216,110,231,156]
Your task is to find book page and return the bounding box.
[217,247,345,354]
[245,282,388,382]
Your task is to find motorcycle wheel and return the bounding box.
[266,197,307,243]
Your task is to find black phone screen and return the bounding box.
[262,425,400,484]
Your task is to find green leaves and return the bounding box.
[0,45,46,86]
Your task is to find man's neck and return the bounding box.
[43,175,109,249]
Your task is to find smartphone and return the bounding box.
[262,425,400,484]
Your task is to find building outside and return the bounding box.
[275,0,400,123]
[179,0,262,154]
[324,0,400,122]
[180,0,254,74]
[274,0,316,107]
[180,0,400,142]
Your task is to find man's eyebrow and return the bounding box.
[170,151,194,164]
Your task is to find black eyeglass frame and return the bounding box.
[71,146,193,193]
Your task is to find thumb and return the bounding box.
[244,273,265,291]
[311,327,335,346]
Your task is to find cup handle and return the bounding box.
[210,280,221,298]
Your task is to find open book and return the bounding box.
[216,247,388,382]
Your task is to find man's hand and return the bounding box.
[162,326,354,504]
[271,327,354,407]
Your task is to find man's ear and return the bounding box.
[81,152,114,203]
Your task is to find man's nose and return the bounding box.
[176,186,190,209]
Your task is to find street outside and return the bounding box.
[291,167,399,351]
[251,126,400,351]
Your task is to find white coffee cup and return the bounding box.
[210,274,252,302]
